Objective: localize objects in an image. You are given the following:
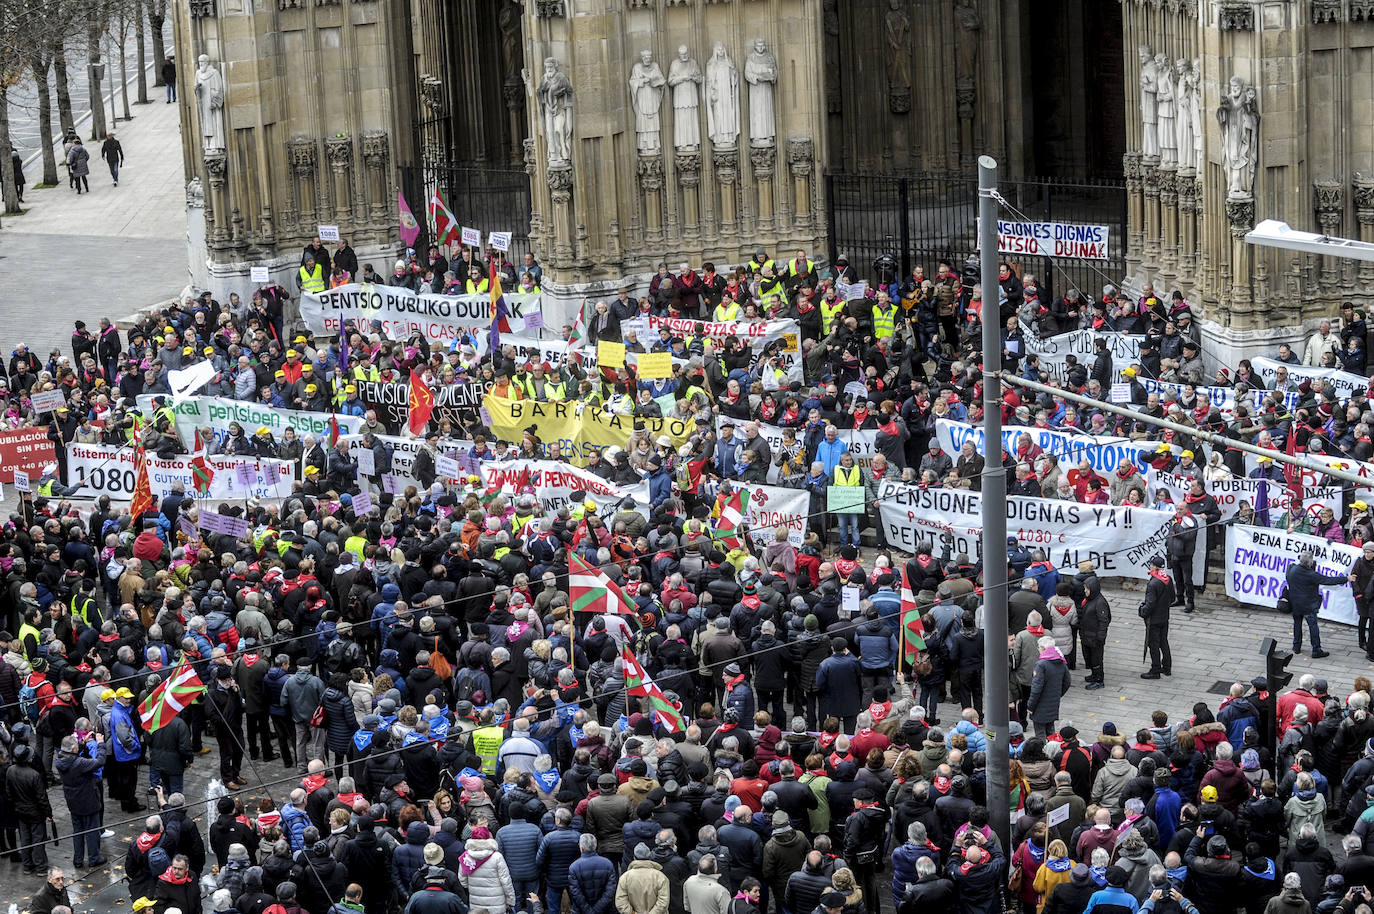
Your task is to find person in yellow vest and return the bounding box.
[517,272,542,295]
[871,291,897,340]
[713,296,742,323]
[833,450,864,548]
[748,246,774,277]
[786,249,818,292]
[757,265,786,303]
[465,266,490,295]
[820,288,846,337]
[297,255,325,295]
[471,710,506,776]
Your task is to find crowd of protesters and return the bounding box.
[1,241,1373,914]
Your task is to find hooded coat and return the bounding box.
[458,835,517,912]
[1027,646,1071,724]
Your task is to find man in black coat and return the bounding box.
[1078,576,1111,690]
[55,734,110,867]
[899,858,956,914]
[1140,555,1173,679]
[843,789,890,914]
[5,744,51,874]
[1285,551,1349,659]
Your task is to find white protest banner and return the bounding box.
[645,316,803,383]
[935,418,1166,475]
[317,224,340,242]
[13,470,29,493]
[353,378,491,430]
[435,454,461,480]
[990,219,1111,259]
[1022,330,1142,384]
[300,283,543,346]
[482,458,651,516]
[341,434,475,490]
[1250,356,1371,402]
[169,359,218,406]
[461,227,482,247]
[876,480,1179,580]
[498,333,579,369]
[66,444,294,501]
[735,483,810,547]
[488,231,512,252]
[355,447,375,477]
[137,394,364,449]
[250,266,270,283]
[1144,466,1341,520]
[351,491,373,516]
[1225,524,1359,625]
[30,389,67,414]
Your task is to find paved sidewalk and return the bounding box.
[1,95,188,363]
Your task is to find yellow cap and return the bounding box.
[164,326,175,335]
[115,687,135,699]
[100,688,115,701]
[1258,455,1273,463]
[286,349,298,358]
[1181,450,1194,458]
[584,499,597,512]
[257,426,270,436]
[133,898,157,911]
[345,385,357,394]
[468,475,481,484]
[305,384,317,394]
[1156,442,1170,453]
[1122,366,1136,378]
[301,364,313,371]
[1357,501,1369,511]
[294,335,307,344]
[203,347,214,355]
[304,466,319,476]
[275,370,286,378]
[1200,785,1218,802]
[183,347,193,355]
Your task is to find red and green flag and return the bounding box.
[569,553,637,617]
[620,645,687,733]
[328,415,342,449]
[138,663,206,731]
[567,299,587,365]
[714,488,750,551]
[900,566,927,664]
[129,446,156,522]
[189,456,215,495]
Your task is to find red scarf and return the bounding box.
[303,773,331,794]
[1148,568,1171,584]
[869,700,892,723]
[136,831,161,853]
[1026,625,1044,637]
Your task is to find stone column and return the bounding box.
[1177,169,1198,281]
[288,138,318,232]
[1124,153,1144,277]
[204,150,229,249]
[787,136,814,229]
[361,131,390,226]
[1313,179,1344,291]
[751,145,776,234]
[634,155,663,248]
[1159,166,1179,288]
[676,151,702,247]
[1142,161,1161,274]
[326,135,354,226]
[713,148,739,238]
[1354,174,1374,293]
[547,165,574,267]
[1226,195,1255,317]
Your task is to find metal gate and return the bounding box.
[825,173,1127,301]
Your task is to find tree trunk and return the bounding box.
[30,56,58,186]
[135,0,147,104]
[54,46,75,138]
[119,22,132,120]
[87,18,106,140]
[149,1,166,87]
[0,87,19,216]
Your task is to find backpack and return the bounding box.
[19,680,41,722]
[430,636,453,680]
[454,667,478,703]
[913,650,934,678]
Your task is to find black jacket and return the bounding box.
[900,874,957,914]
[1141,573,1172,624]
[4,760,51,821]
[55,741,109,817]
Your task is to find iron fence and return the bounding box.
[825,173,1127,302]
[399,162,532,262]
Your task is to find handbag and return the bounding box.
[1008,864,1024,893]
[311,702,327,727]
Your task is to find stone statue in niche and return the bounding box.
[1173,58,1194,171]
[537,57,574,166]
[705,42,740,149]
[667,45,704,152]
[1139,46,1158,159]
[1217,75,1260,198]
[629,50,666,154]
[953,0,981,72]
[194,53,226,153]
[1155,52,1176,167]
[1189,60,1203,168]
[744,38,777,148]
[885,0,911,114]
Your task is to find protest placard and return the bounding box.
[461,227,482,247]
[317,224,340,242]
[234,464,256,489]
[435,454,461,480]
[827,486,866,514]
[30,389,67,414]
[355,447,375,477]
[1109,383,1131,403]
[0,428,56,484]
[250,266,270,282]
[13,470,29,493]
[523,311,544,331]
[597,340,626,367]
[637,352,673,379]
[489,231,512,252]
[1225,524,1359,625]
[351,491,373,516]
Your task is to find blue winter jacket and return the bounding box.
[497,819,543,881]
[535,826,582,887]
[568,850,618,914]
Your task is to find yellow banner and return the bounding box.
[482,395,696,465]
[636,351,673,379]
[597,340,626,368]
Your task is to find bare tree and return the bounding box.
[134,0,146,103]
[148,0,165,87]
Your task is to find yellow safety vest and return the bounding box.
[821,300,845,336]
[298,263,325,294]
[749,257,774,276]
[512,513,534,536]
[472,725,505,775]
[71,593,97,626]
[873,304,896,339]
[542,380,566,401]
[759,276,785,301]
[344,535,367,561]
[466,278,490,294]
[714,302,741,323]
[834,465,862,486]
[36,479,55,497]
[519,285,543,295]
[789,257,812,278]
[17,621,41,659]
